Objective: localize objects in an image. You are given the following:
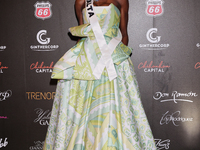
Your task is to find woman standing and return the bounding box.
[43,0,157,149]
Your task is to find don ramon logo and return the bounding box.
[34,1,52,20]
[153,91,197,103]
[146,0,164,17]
[30,61,53,73]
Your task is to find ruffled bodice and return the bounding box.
[51,3,133,80]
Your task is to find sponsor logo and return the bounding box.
[0,116,8,119]
[26,92,55,100]
[0,46,6,51]
[0,62,8,74]
[194,62,200,69]
[34,1,52,20]
[30,61,53,73]
[160,111,193,126]
[153,91,197,103]
[196,43,200,49]
[155,139,170,150]
[0,138,8,148]
[138,61,170,72]
[34,108,51,125]
[139,28,170,50]
[29,141,44,150]
[30,30,59,51]
[0,90,12,102]
[146,0,164,17]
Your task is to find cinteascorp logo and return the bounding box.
[34,108,51,125]
[153,91,198,103]
[139,28,170,50]
[0,62,8,74]
[26,92,55,100]
[30,61,53,73]
[29,141,44,150]
[146,0,164,17]
[138,61,170,72]
[0,90,12,102]
[0,138,8,148]
[34,1,52,20]
[0,46,6,51]
[30,30,59,51]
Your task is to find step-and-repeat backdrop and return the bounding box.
[0,0,200,149]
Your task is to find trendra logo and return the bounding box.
[29,141,44,150]
[153,91,197,103]
[160,111,193,126]
[30,61,53,73]
[139,28,170,50]
[0,138,8,148]
[34,108,51,125]
[30,30,59,51]
[0,62,8,73]
[0,90,12,101]
[26,92,55,100]
[0,46,6,51]
[138,61,170,72]
[155,139,170,150]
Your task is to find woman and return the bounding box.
[43,0,157,149]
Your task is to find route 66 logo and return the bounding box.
[146,0,164,17]
[34,1,52,20]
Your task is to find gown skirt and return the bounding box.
[43,3,157,150]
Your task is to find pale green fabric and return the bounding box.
[44,4,157,150]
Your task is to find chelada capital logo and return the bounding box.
[146,0,164,17]
[0,62,8,74]
[30,61,53,73]
[194,62,200,69]
[139,28,170,50]
[30,30,59,51]
[138,61,170,72]
[0,46,6,51]
[34,1,52,20]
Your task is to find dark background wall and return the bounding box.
[0,0,200,149]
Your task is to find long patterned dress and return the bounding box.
[43,3,157,150]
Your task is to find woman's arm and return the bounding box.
[118,0,129,45]
[75,0,85,25]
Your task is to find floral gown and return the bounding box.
[43,3,157,150]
